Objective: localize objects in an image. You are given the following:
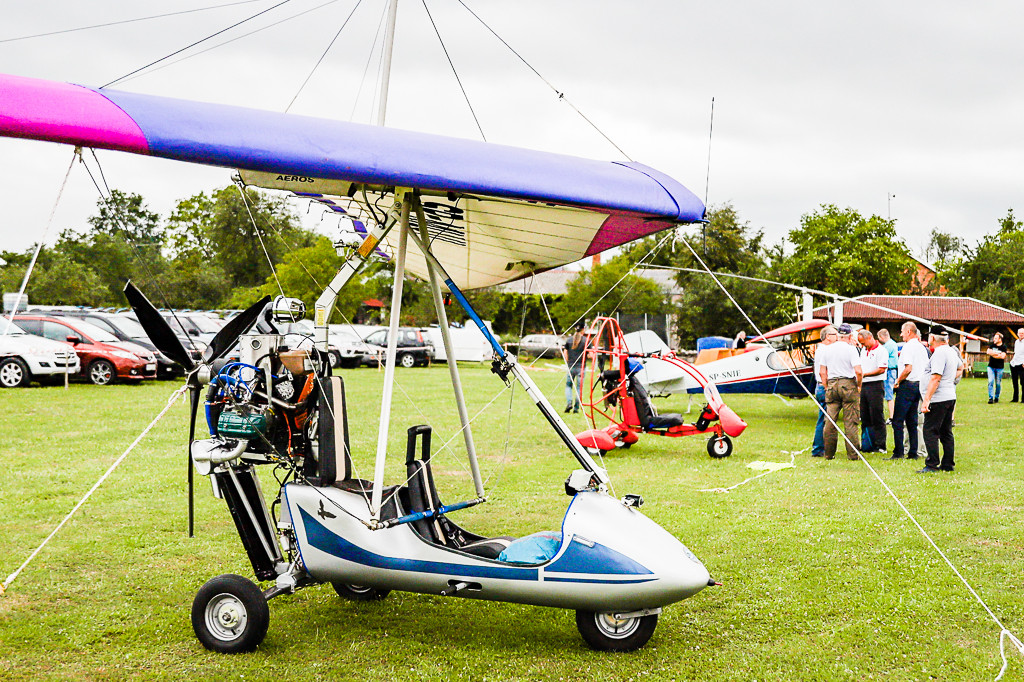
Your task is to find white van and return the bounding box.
[0,319,81,387]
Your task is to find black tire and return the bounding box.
[0,357,31,388]
[88,359,116,386]
[192,574,269,654]
[398,352,416,368]
[707,434,733,458]
[331,582,391,601]
[575,610,658,652]
[327,350,341,369]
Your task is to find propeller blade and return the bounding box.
[123,281,196,372]
[203,295,272,364]
[187,386,200,538]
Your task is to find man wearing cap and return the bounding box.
[818,323,863,460]
[811,325,837,457]
[857,329,888,453]
[562,322,587,413]
[889,322,929,460]
[918,327,963,473]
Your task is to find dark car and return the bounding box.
[516,333,566,358]
[51,310,202,379]
[361,328,434,367]
[15,315,157,385]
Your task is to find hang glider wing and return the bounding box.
[0,73,704,289]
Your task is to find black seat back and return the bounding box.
[404,425,450,545]
[628,375,656,428]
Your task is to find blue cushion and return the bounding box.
[497,531,563,564]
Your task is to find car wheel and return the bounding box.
[191,574,269,654]
[327,350,341,368]
[398,352,416,368]
[88,359,116,386]
[0,357,31,388]
[707,434,733,458]
[331,583,391,601]
[575,610,658,652]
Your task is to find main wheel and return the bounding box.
[707,434,733,458]
[0,357,31,388]
[575,610,658,652]
[88,359,116,386]
[398,352,416,368]
[191,574,269,654]
[332,582,391,601]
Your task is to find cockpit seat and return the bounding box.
[628,375,683,430]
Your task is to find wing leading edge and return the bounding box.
[0,72,705,288]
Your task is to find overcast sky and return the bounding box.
[1,0,1021,262]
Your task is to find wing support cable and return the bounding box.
[675,235,1024,681]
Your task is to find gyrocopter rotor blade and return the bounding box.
[202,295,272,364]
[124,281,196,372]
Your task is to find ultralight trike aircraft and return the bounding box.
[1,72,719,653]
[575,316,747,458]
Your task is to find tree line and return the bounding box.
[0,186,1017,344]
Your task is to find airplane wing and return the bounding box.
[0,73,705,290]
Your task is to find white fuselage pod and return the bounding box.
[284,485,710,612]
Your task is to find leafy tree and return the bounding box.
[779,204,916,297]
[550,259,668,333]
[926,228,963,268]
[941,209,1024,310]
[0,248,105,306]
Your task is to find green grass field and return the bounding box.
[1,365,1021,681]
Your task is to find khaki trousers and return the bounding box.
[824,377,860,460]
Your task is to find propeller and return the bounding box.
[123,281,271,536]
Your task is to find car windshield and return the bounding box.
[70,319,119,343]
[188,315,224,333]
[2,320,26,335]
[107,315,148,338]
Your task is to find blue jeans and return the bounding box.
[988,367,1004,400]
[892,381,920,457]
[884,368,897,401]
[812,384,826,456]
[565,368,581,411]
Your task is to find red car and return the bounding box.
[15,315,157,385]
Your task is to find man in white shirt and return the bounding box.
[1011,328,1024,403]
[811,325,837,457]
[857,329,888,453]
[818,323,863,460]
[888,321,929,461]
[918,327,964,473]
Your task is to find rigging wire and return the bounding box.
[1,152,76,337]
[115,0,342,87]
[285,0,365,113]
[421,0,486,142]
[0,1,265,44]
[101,0,294,89]
[674,233,1024,681]
[350,1,391,122]
[232,182,287,299]
[454,0,632,161]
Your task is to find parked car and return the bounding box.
[516,333,566,358]
[0,319,81,387]
[14,315,157,385]
[52,310,201,379]
[160,311,225,345]
[360,328,434,367]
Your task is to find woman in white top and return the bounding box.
[1011,329,1024,403]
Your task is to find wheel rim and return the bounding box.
[204,592,248,642]
[593,613,642,640]
[345,584,374,595]
[90,362,113,385]
[712,438,728,455]
[0,362,23,387]
[400,354,414,368]
[328,352,340,368]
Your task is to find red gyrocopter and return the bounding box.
[573,317,747,458]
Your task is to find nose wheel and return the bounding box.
[192,574,269,653]
[575,610,659,651]
[707,434,733,458]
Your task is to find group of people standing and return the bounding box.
[811,321,964,474]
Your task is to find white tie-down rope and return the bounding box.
[677,236,1023,679]
[699,448,800,493]
[0,384,188,595]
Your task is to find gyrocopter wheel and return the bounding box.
[191,574,270,653]
[575,610,658,652]
[707,434,733,458]
[331,583,391,601]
